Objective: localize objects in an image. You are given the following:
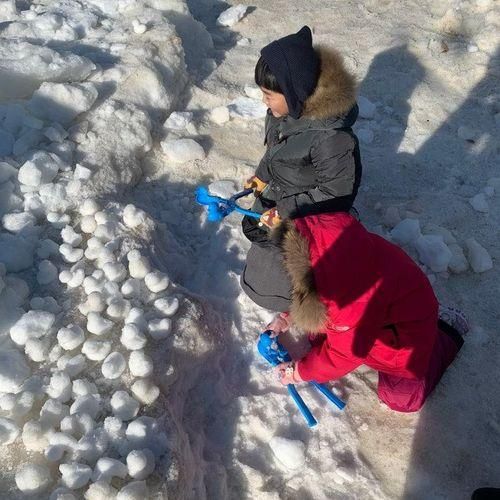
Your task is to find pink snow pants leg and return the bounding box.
[377,326,462,412]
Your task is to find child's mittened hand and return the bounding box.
[275,361,304,385]
[259,207,281,228]
[244,175,267,196]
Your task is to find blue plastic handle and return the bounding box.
[287,385,317,427]
[310,382,345,410]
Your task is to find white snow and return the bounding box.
[160,138,206,163]
[228,97,267,119]
[269,436,306,470]
[217,5,249,27]
[465,238,493,273]
[15,463,52,494]
[210,106,230,125]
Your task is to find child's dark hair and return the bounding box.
[254,56,282,93]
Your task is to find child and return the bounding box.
[269,212,467,413]
[240,26,362,312]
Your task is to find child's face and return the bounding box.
[260,87,289,118]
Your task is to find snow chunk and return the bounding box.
[132,19,147,34]
[0,391,34,418]
[40,399,70,427]
[103,262,127,282]
[61,226,82,246]
[82,339,112,361]
[161,138,206,163]
[0,161,18,183]
[58,325,85,351]
[87,312,114,336]
[217,5,249,26]
[357,96,376,119]
[210,106,230,125]
[22,420,50,452]
[84,481,117,500]
[123,204,147,228]
[228,97,267,119]
[127,449,155,480]
[47,371,72,402]
[469,193,489,213]
[415,235,452,273]
[2,211,37,233]
[38,260,58,284]
[148,318,172,340]
[59,463,92,489]
[269,436,306,470]
[390,218,421,245]
[121,278,142,298]
[144,271,169,293]
[60,244,84,263]
[0,233,34,271]
[131,379,160,405]
[18,151,61,187]
[70,395,100,420]
[15,463,52,494]
[50,487,77,500]
[449,243,469,274]
[80,215,97,234]
[102,352,126,379]
[107,297,131,320]
[125,417,167,456]
[28,82,98,124]
[58,354,86,377]
[0,417,19,444]
[465,238,493,273]
[110,391,140,421]
[164,111,193,130]
[128,251,150,279]
[154,296,179,317]
[121,324,147,350]
[25,338,50,362]
[129,351,153,377]
[10,310,55,346]
[80,199,100,216]
[92,457,128,482]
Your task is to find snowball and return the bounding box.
[15,463,52,494]
[131,379,160,405]
[148,318,172,340]
[50,487,78,500]
[22,420,50,452]
[48,212,71,228]
[210,106,230,125]
[0,417,19,444]
[390,218,421,245]
[70,395,100,419]
[415,235,452,273]
[102,352,126,379]
[160,139,206,163]
[448,243,469,274]
[40,399,70,427]
[83,273,105,294]
[357,128,374,144]
[18,151,61,187]
[37,239,60,259]
[465,238,493,273]
[228,97,267,119]
[127,449,155,480]
[125,308,147,329]
[80,215,97,233]
[80,199,100,216]
[423,223,456,245]
[94,211,114,225]
[103,417,126,449]
[107,297,131,320]
[269,436,306,470]
[61,226,83,246]
[132,20,147,34]
[80,292,106,315]
[46,432,78,461]
[164,111,193,130]
[128,351,154,378]
[25,338,50,362]
[82,339,112,361]
[92,457,128,482]
[357,95,376,119]
[110,391,140,421]
[154,296,179,317]
[47,371,72,402]
[121,324,147,350]
[38,259,58,284]
[84,481,117,500]
[72,379,98,399]
[57,325,85,351]
[58,354,87,377]
[128,255,150,279]
[87,312,114,335]
[125,417,167,455]
[0,391,34,418]
[121,278,142,298]
[217,4,248,26]
[0,161,18,183]
[144,271,169,293]
[2,211,37,233]
[44,123,68,143]
[60,243,84,263]
[59,463,92,489]
[123,204,147,228]
[94,222,118,242]
[103,262,127,282]
[28,82,98,124]
[10,310,55,346]
[469,193,489,213]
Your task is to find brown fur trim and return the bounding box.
[279,221,328,332]
[302,46,357,120]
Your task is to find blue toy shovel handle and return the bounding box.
[310,382,346,410]
[287,385,317,427]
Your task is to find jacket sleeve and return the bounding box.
[254,111,277,183]
[276,131,357,218]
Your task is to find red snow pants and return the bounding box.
[377,323,462,412]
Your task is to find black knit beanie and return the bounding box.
[261,26,320,119]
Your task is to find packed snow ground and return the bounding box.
[0,0,499,499]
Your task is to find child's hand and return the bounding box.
[259,207,281,228]
[244,175,267,196]
[266,312,292,336]
[275,361,304,385]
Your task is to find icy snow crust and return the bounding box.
[1,0,499,499]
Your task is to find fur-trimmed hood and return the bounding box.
[302,46,357,121]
